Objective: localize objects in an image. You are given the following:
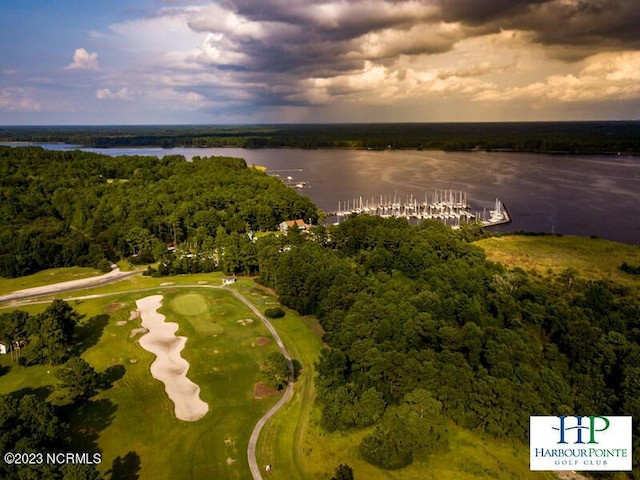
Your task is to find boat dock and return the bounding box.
[268,169,309,189]
[327,190,510,228]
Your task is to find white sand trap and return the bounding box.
[136,295,209,421]
[129,310,140,321]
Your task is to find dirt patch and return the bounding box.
[253,382,279,399]
[129,327,148,338]
[198,281,208,285]
[106,302,126,312]
[237,318,254,326]
[160,282,175,286]
[116,321,127,326]
[226,457,236,465]
[256,337,270,346]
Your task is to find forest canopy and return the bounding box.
[256,215,640,472]
[0,146,317,277]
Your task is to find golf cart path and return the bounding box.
[226,288,295,480]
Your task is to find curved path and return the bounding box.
[0,266,140,303]
[1,274,296,480]
[226,288,295,480]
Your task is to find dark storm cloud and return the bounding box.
[189,0,450,76]
[436,0,550,25]
[176,0,640,114]
[521,0,640,48]
[436,0,640,56]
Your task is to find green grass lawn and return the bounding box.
[477,234,640,286]
[0,281,284,479]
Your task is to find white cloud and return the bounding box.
[96,87,132,100]
[475,50,640,102]
[193,33,251,66]
[109,8,205,55]
[0,87,42,112]
[66,48,100,71]
[188,4,264,39]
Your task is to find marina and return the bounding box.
[8,144,639,244]
[329,190,510,228]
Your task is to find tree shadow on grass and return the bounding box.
[0,364,10,377]
[7,385,54,401]
[74,314,110,355]
[99,364,126,390]
[63,398,118,452]
[292,359,303,381]
[108,451,142,480]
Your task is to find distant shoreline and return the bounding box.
[2,121,640,156]
[2,142,639,157]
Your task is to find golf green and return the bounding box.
[170,292,208,316]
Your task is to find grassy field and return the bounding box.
[476,234,640,286]
[0,278,284,479]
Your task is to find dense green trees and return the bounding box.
[0,146,318,277]
[0,298,104,479]
[257,215,640,472]
[0,300,78,366]
[0,394,66,480]
[0,390,103,480]
[55,357,99,403]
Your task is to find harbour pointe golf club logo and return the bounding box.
[530,416,632,471]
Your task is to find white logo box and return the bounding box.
[530,416,632,471]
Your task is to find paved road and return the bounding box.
[0,267,140,303]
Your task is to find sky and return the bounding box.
[1,0,640,124]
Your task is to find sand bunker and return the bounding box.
[136,295,209,421]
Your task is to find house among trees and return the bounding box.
[278,219,310,232]
[0,342,7,355]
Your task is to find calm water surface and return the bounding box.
[7,144,640,245]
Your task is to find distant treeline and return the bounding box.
[2,121,640,154]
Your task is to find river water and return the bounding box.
[5,143,640,245]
